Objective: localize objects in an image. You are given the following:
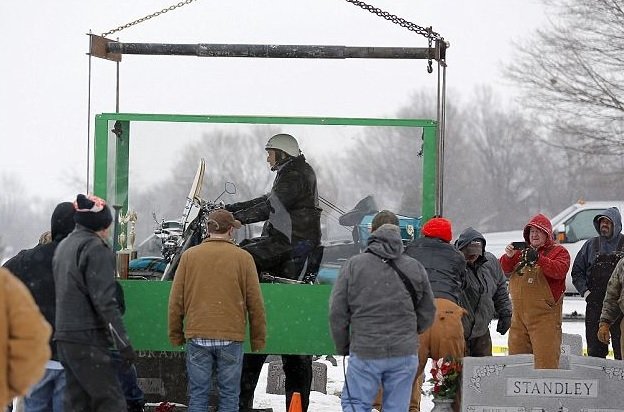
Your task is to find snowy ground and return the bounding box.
[11,298,590,412]
[251,297,590,412]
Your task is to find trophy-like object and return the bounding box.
[127,210,138,260]
[117,210,132,279]
[118,210,130,250]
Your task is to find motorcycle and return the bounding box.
[128,159,235,281]
[159,159,238,281]
[130,159,312,284]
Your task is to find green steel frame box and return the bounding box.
[96,113,440,354]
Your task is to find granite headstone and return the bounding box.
[462,354,624,411]
[266,361,328,395]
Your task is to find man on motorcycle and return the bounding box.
[226,133,322,279]
[226,133,321,412]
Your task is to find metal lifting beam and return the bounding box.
[109,42,435,60]
[89,34,446,62]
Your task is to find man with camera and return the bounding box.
[571,207,623,359]
[500,213,570,369]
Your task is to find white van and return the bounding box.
[483,201,624,295]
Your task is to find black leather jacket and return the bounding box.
[228,154,322,245]
[53,225,131,349]
[404,236,466,304]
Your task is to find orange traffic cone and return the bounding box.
[288,392,303,412]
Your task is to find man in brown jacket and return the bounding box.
[0,268,51,409]
[168,209,266,412]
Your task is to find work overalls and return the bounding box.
[508,262,563,369]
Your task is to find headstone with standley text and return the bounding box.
[462,353,624,412]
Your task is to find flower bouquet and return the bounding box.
[427,356,462,400]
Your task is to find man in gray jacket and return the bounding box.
[329,210,435,412]
[455,227,512,356]
[54,194,134,411]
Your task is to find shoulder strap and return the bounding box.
[592,236,600,256]
[617,235,624,252]
[365,250,418,312]
[387,259,419,312]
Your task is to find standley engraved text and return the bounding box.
[506,378,597,397]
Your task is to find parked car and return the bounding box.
[483,201,624,295]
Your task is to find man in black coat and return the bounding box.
[227,133,321,412]
[572,207,624,359]
[4,201,75,412]
[403,217,466,412]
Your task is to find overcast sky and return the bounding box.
[0,0,548,202]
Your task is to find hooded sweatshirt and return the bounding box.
[455,227,512,339]
[329,224,436,359]
[500,214,570,301]
[571,207,624,296]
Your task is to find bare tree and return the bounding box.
[507,0,624,155]
[0,173,50,258]
[130,127,280,251]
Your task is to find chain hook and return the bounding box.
[426,33,433,73]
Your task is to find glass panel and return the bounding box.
[121,121,424,282]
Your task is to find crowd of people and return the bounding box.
[330,208,624,412]
[2,131,624,412]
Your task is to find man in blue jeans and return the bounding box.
[168,209,266,412]
[329,211,436,412]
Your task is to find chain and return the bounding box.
[101,0,197,37]
[344,0,442,40]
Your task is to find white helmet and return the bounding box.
[265,133,301,157]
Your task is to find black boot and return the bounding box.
[127,400,146,412]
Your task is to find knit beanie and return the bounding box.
[421,217,453,243]
[74,194,113,232]
[51,202,76,241]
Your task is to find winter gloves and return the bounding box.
[120,344,136,369]
[521,248,538,265]
[597,322,611,344]
[496,316,512,335]
[515,247,539,274]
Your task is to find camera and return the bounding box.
[511,241,527,250]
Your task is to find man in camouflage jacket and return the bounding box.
[598,257,624,357]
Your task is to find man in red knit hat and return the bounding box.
[500,213,570,369]
[403,217,466,412]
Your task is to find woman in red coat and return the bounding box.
[500,213,570,368]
